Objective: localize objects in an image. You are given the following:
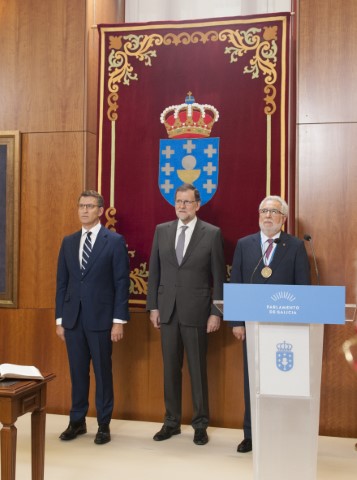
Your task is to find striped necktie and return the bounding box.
[81,231,92,272]
[264,238,274,263]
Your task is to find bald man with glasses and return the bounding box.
[230,195,311,453]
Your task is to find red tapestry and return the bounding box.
[97,14,292,308]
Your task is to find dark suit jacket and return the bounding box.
[230,231,310,326]
[146,218,226,326]
[55,225,130,330]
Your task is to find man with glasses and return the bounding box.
[147,183,225,446]
[55,190,130,445]
[230,195,310,453]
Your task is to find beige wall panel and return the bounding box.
[0,0,86,132]
[298,122,357,437]
[19,132,84,309]
[298,0,357,124]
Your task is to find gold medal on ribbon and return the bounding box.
[261,266,272,278]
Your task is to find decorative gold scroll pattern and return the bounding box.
[104,207,117,231]
[108,34,163,121]
[220,26,278,115]
[106,26,279,121]
[128,255,149,297]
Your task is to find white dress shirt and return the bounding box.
[175,216,197,256]
[260,231,281,266]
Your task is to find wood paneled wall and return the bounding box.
[0,0,356,438]
[0,0,127,418]
[297,0,357,437]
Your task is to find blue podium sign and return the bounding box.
[223,284,345,324]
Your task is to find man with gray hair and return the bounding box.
[147,183,225,446]
[230,195,310,453]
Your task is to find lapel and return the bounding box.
[168,220,179,265]
[270,231,289,271]
[251,232,263,261]
[81,225,107,277]
[71,231,82,274]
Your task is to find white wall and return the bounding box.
[125,0,292,22]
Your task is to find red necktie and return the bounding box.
[265,238,274,262]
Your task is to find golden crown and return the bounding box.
[160,92,219,139]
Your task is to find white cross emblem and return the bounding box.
[162,145,175,159]
[204,144,217,158]
[160,179,174,193]
[183,140,196,154]
[161,163,174,176]
[203,179,217,194]
[203,162,217,176]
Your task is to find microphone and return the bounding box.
[250,238,281,283]
[304,234,320,285]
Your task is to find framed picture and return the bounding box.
[0,131,20,307]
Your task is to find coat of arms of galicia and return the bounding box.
[276,341,294,372]
[159,92,220,206]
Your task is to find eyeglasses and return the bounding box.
[78,204,99,210]
[259,208,284,216]
[175,200,196,207]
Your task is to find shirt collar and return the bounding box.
[260,230,281,244]
[177,216,197,231]
[82,222,102,237]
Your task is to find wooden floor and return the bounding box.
[5,414,357,479]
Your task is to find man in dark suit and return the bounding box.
[230,195,310,453]
[147,183,225,446]
[55,190,130,445]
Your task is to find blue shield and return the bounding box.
[158,138,219,206]
[276,350,294,372]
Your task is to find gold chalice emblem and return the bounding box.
[177,154,200,183]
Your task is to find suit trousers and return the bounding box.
[160,308,209,429]
[242,339,252,439]
[64,306,113,425]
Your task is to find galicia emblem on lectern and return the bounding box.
[158,92,220,206]
[276,341,294,372]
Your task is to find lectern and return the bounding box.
[222,284,345,480]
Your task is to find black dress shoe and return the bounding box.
[237,438,252,453]
[153,425,181,441]
[59,421,87,441]
[193,428,208,445]
[94,424,111,445]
